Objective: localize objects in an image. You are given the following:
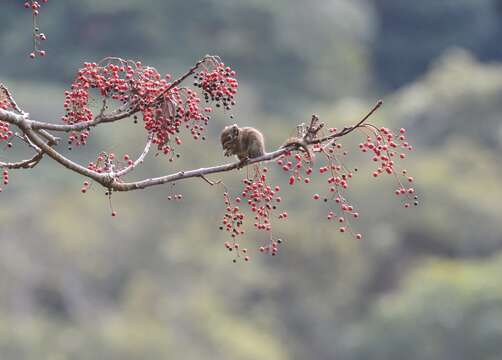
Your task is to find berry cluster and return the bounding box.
[142,85,208,154]
[24,0,48,59]
[0,169,9,192]
[85,151,129,174]
[0,90,15,145]
[81,154,122,218]
[193,64,238,110]
[0,121,12,144]
[166,194,183,201]
[220,166,288,262]
[240,167,286,232]
[63,60,163,146]
[221,191,248,262]
[258,237,284,256]
[243,166,288,256]
[359,126,418,207]
[166,183,183,201]
[224,241,250,263]
[317,139,363,239]
[276,151,313,186]
[278,143,363,240]
[62,57,238,157]
[221,191,245,239]
[80,180,90,194]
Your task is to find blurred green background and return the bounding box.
[1,1,502,359]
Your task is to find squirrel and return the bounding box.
[220,124,313,164]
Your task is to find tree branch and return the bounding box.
[152,55,216,104]
[109,147,290,191]
[1,106,293,189]
[29,109,134,132]
[1,98,384,193]
[0,84,25,115]
[313,100,383,144]
[28,55,220,133]
[0,151,44,169]
[20,125,109,185]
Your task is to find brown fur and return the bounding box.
[220,124,265,161]
[220,124,313,163]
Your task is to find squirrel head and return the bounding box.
[229,124,239,137]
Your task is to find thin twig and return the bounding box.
[199,174,222,186]
[313,100,383,144]
[152,55,215,104]
[0,151,43,169]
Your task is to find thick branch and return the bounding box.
[109,147,290,191]
[29,109,134,132]
[2,104,293,190]
[20,126,109,185]
[0,107,25,125]
[1,98,384,194]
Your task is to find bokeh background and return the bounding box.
[1,1,502,359]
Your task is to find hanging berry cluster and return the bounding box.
[62,57,238,157]
[24,0,48,59]
[217,119,420,262]
[276,151,314,186]
[0,169,9,192]
[0,121,11,144]
[276,146,361,240]
[316,140,363,239]
[193,65,238,110]
[220,165,288,262]
[358,126,419,207]
[221,191,248,262]
[84,151,137,175]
